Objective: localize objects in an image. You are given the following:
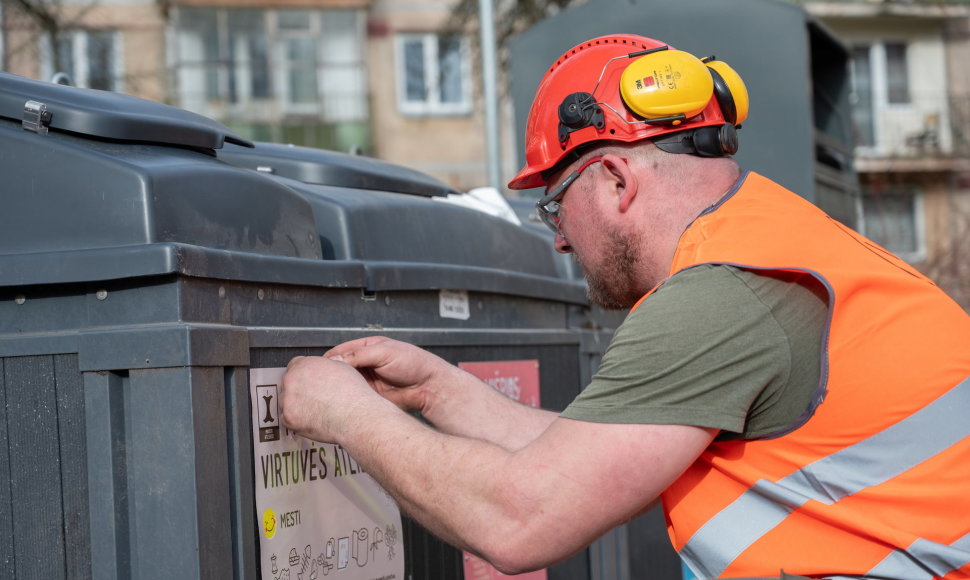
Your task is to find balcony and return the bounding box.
[852,93,970,173]
[802,0,970,19]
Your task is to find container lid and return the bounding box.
[218,142,457,197]
[0,71,252,150]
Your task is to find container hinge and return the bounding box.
[23,100,52,135]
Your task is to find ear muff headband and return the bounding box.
[704,59,748,126]
[707,66,736,125]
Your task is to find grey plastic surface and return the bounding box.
[216,145,589,301]
[0,114,322,281]
[0,71,252,150]
[279,177,556,270]
[219,142,457,197]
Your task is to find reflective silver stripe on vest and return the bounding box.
[860,532,970,580]
[681,377,970,579]
[824,533,970,579]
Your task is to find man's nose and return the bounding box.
[554,232,573,254]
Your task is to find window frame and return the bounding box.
[394,32,472,117]
[173,6,366,124]
[39,29,124,92]
[883,41,911,106]
[860,185,926,263]
[272,9,322,115]
[848,40,916,153]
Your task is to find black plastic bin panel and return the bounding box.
[0,354,90,580]
[83,366,235,580]
[0,305,600,580]
[627,508,683,579]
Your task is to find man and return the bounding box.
[281,34,970,578]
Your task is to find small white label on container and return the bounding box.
[439,289,470,320]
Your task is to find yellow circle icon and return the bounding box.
[263,508,277,539]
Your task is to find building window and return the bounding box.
[849,45,875,147]
[40,29,122,91]
[848,41,913,148]
[884,42,910,105]
[396,33,471,116]
[227,10,272,102]
[173,7,368,151]
[861,185,924,261]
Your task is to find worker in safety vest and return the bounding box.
[281,34,970,579]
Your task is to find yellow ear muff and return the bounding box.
[705,60,749,126]
[619,50,714,122]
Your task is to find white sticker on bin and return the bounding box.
[439,289,471,320]
[250,367,404,580]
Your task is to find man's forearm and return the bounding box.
[420,367,560,450]
[338,396,556,572]
[284,356,714,575]
[332,394,704,575]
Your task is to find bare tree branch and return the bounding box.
[2,0,102,74]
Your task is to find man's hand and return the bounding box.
[280,355,383,444]
[322,336,558,449]
[324,336,460,415]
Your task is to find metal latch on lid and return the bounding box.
[23,100,52,135]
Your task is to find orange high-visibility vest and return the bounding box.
[642,172,970,578]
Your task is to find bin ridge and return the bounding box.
[0,71,252,150]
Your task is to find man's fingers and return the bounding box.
[325,336,381,357]
[326,344,388,372]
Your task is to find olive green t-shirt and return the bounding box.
[562,264,829,440]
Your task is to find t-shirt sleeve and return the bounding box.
[561,264,794,435]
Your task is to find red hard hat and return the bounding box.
[508,34,747,190]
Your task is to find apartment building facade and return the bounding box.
[1,0,495,191]
[0,0,167,101]
[803,0,970,308]
[165,0,494,189]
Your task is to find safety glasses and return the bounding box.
[535,156,605,234]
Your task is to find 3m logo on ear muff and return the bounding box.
[618,48,748,126]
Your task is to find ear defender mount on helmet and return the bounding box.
[555,45,749,157]
[558,92,604,144]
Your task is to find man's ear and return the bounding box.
[601,154,638,213]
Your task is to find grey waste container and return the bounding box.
[0,72,633,580]
[215,141,633,580]
[215,142,675,580]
